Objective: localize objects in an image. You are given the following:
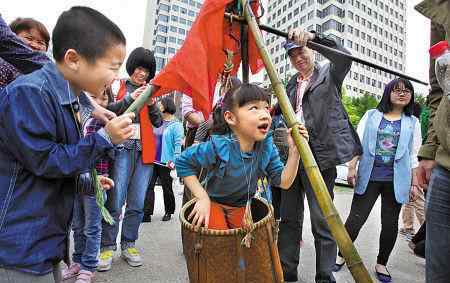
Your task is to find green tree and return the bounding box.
[341,87,379,127]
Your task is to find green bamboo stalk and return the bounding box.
[124,84,159,114]
[238,0,374,282]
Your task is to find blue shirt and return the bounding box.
[0,62,112,275]
[176,133,283,207]
[370,118,401,181]
[154,119,184,165]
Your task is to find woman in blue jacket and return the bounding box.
[144,96,184,222]
[334,78,422,283]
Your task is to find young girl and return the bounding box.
[334,78,422,283]
[176,84,308,230]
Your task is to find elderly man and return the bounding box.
[275,28,362,283]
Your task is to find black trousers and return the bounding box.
[278,167,337,283]
[144,164,175,215]
[339,181,402,266]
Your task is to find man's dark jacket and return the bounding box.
[279,34,362,170]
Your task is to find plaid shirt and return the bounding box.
[83,118,110,176]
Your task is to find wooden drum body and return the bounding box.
[180,198,284,283]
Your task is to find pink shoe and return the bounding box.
[75,270,95,283]
[62,263,81,280]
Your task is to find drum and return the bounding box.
[180,197,284,283]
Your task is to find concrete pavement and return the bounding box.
[70,183,425,283]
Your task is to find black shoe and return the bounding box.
[283,274,298,282]
[375,267,392,283]
[332,256,345,272]
[142,215,152,223]
[162,214,172,221]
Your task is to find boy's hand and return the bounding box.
[105,112,136,144]
[130,85,148,100]
[188,196,211,230]
[99,176,114,190]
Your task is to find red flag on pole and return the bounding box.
[152,0,264,117]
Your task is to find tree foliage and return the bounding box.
[341,87,379,127]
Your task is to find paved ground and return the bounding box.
[69,183,425,283]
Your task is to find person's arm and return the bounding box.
[107,94,134,115]
[182,94,204,127]
[147,102,163,127]
[172,122,185,163]
[107,85,147,115]
[272,125,308,189]
[0,14,50,74]
[0,85,113,178]
[289,28,351,87]
[193,116,213,143]
[0,85,134,178]
[175,141,217,228]
[346,111,369,186]
[411,118,422,170]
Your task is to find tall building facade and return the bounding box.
[264,0,407,99]
[143,0,204,72]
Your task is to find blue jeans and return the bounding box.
[101,149,153,250]
[426,165,450,283]
[72,194,102,272]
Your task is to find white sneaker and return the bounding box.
[97,250,113,272]
[121,247,143,267]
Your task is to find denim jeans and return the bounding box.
[426,165,450,283]
[101,149,153,250]
[72,194,102,272]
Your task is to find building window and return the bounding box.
[158,25,168,33]
[171,15,178,22]
[178,28,186,35]
[169,36,176,43]
[155,57,165,70]
[172,5,179,12]
[168,47,176,54]
[156,35,167,44]
[155,47,166,55]
[160,4,170,12]
[159,15,169,23]
[170,26,177,32]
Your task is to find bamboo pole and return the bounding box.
[124,84,159,114]
[238,1,374,282]
[224,12,428,86]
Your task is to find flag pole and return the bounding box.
[225,12,428,86]
[238,0,374,282]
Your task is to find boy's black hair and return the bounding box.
[212,83,270,135]
[377,77,415,116]
[10,17,50,49]
[160,96,177,115]
[52,6,126,63]
[126,47,156,82]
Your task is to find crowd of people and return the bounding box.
[0,4,449,283]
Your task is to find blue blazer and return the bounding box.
[355,109,419,204]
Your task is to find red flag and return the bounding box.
[152,0,264,117]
